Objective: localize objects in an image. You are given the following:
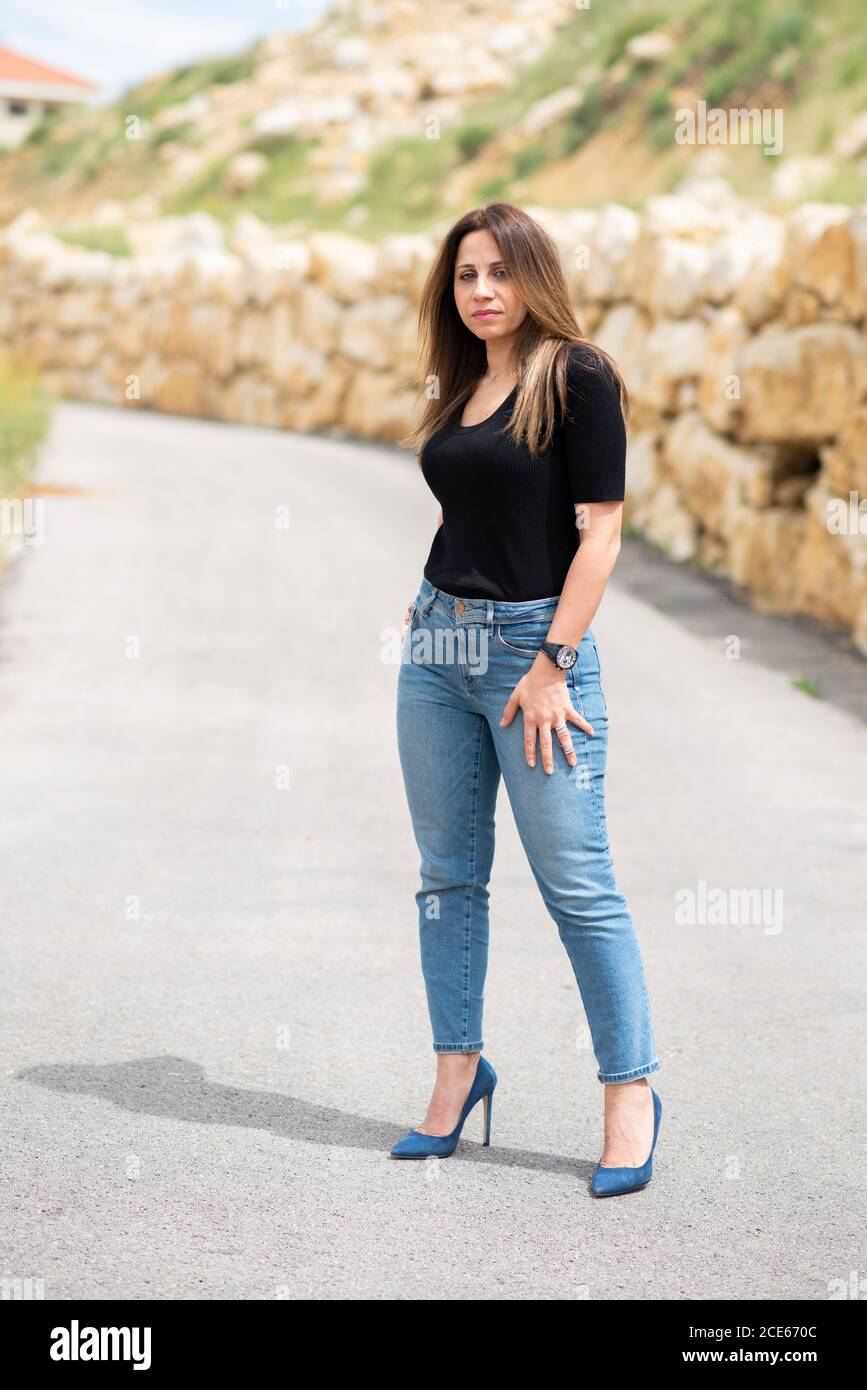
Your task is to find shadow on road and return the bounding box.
[16,1054,599,1179]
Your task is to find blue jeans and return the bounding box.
[396,576,659,1085]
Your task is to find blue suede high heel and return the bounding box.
[591,1086,662,1196]
[389,1055,496,1158]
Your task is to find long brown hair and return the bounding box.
[398,202,629,461]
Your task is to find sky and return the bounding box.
[0,0,332,102]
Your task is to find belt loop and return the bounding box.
[420,586,438,619]
[486,599,493,634]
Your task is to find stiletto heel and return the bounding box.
[389,1055,497,1159]
[590,1086,662,1197]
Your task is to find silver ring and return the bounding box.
[554,723,568,733]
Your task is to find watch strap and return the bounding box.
[539,640,577,669]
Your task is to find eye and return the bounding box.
[457,268,508,281]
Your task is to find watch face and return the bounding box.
[557,646,577,669]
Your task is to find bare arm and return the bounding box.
[543,500,622,649]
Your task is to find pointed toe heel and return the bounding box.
[591,1086,662,1197]
[389,1055,497,1159]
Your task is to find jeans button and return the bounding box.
[455,601,465,614]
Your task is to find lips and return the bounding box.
[472,310,501,318]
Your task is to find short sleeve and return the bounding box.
[560,346,626,503]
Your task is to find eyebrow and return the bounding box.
[456,260,506,271]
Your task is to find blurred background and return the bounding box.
[2,0,867,1306]
[1,0,867,666]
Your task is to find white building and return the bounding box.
[0,44,97,149]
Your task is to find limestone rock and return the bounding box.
[666,410,776,539]
[641,318,709,413]
[819,408,867,498]
[626,31,674,63]
[307,231,378,304]
[698,306,749,434]
[736,323,867,444]
[640,481,699,561]
[729,508,808,611]
[834,110,867,161]
[623,428,662,513]
[339,296,412,369]
[772,203,857,315]
[223,152,268,195]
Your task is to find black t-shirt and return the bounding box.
[419,343,626,600]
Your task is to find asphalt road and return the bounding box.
[1,401,865,1300]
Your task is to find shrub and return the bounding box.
[455,124,495,161]
[0,354,53,498]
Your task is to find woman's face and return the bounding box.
[453,228,527,347]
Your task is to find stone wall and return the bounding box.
[2,184,867,653]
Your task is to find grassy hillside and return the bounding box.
[1,0,866,244]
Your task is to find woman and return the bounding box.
[391,203,661,1197]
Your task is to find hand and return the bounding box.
[499,652,594,773]
[400,600,414,646]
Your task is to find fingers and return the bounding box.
[538,722,556,774]
[531,708,592,774]
[563,703,594,737]
[502,688,593,772]
[499,691,519,727]
[553,721,577,768]
[523,719,537,768]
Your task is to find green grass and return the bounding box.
[56,226,131,256]
[813,165,867,203]
[162,135,316,223]
[0,355,53,497]
[837,31,867,86]
[119,43,260,121]
[21,109,64,146]
[348,130,464,237]
[644,85,677,149]
[150,119,200,149]
[512,143,548,178]
[602,8,670,65]
[161,154,235,217]
[791,675,822,697]
[562,83,605,153]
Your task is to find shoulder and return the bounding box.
[565,341,619,398]
[557,342,624,429]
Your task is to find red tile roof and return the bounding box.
[0,44,96,89]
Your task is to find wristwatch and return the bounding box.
[539,640,578,671]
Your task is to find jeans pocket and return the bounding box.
[494,617,552,658]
